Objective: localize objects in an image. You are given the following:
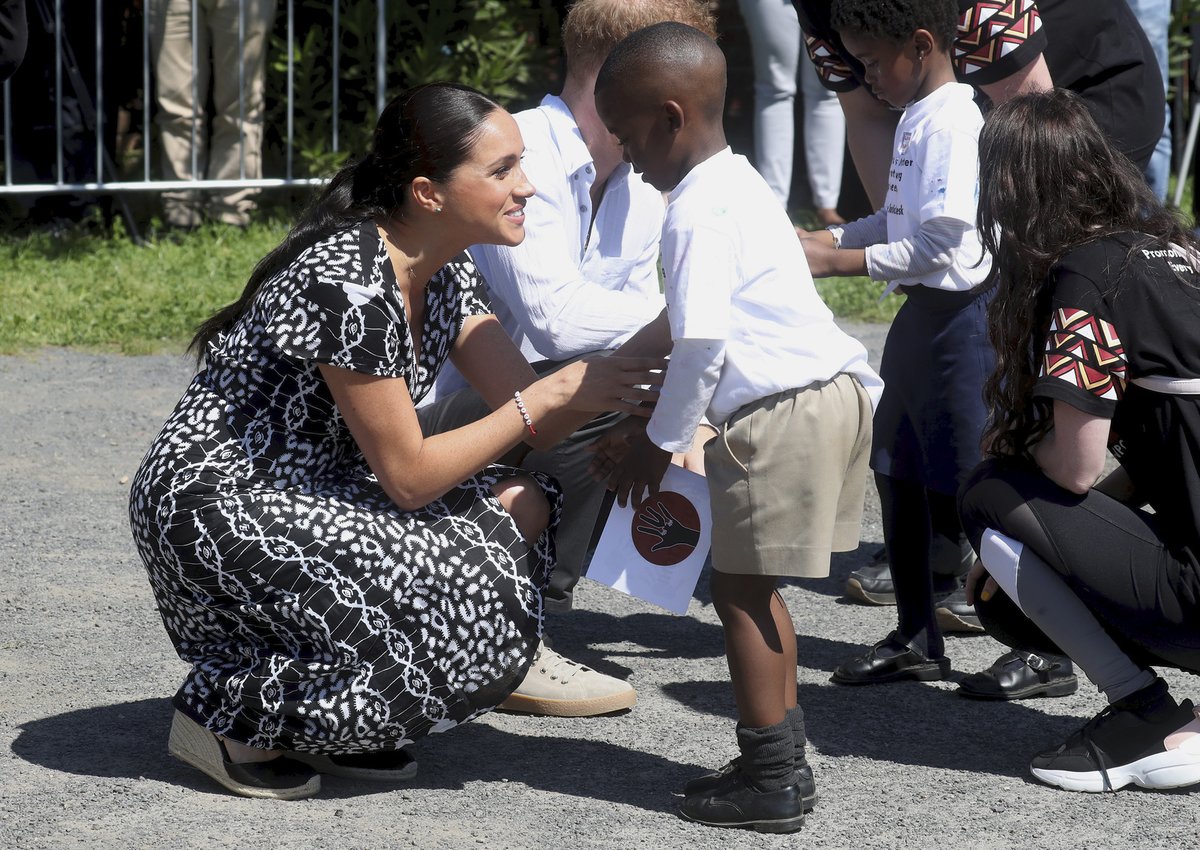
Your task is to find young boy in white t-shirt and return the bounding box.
[593,21,882,834]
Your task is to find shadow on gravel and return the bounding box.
[546,543,880,672]
[549,608,726,667]
[662,677,1103,780]
[13,698,196,785]
[392,721,701,811]
[12,699,701,811]
[789,543,880,600]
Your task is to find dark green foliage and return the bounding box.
[263,0,561,178]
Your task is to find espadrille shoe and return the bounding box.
[167,711,320,800]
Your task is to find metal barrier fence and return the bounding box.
[0,0,393,197]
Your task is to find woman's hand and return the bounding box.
[548,355,666,416]
[605,428,672,508]
[964,557,998,606]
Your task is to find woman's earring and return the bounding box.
[435,206,443,213]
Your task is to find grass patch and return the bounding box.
[0,215,896,356]
[817,275,900,323]
[790,209,901,323]
[0,219,288,354]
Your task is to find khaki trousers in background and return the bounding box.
[149,0,276,226]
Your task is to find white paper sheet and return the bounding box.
[583,464,711,615]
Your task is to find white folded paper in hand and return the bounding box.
[583,464,711,615]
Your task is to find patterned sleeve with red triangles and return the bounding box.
[954,0,1047,88]
[1034,305,1127,418]
[804,33,859,93]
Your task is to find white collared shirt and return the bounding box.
[646,148,882,451]
[437,95,664,392]
[426,95,666,401]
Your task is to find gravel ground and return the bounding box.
[2,322,1198,849]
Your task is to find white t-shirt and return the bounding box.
[838,82,991,294]
[646,148,883,452]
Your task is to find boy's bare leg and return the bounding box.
[771,589,798,711]
[711,572,788,728]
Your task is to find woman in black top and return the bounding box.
[958,89,1200,794]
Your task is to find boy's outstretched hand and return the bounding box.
[587,417,646,477]
[595,427,671,508]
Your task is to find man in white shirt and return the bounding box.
[418,0,717,718]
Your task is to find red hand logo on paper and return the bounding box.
[630,491,702,566]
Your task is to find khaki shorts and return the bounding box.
[705,372,873,578]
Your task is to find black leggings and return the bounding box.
[957,458,1200,674]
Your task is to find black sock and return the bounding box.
[1114,677,1176,721]
[786,705,807,767]
[736,719,797,792]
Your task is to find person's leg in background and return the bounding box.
[798,57,844,225]
[1127,0,1171,200]
[206,0,275,226]
[149,0,209,228]
[737,0,800,207]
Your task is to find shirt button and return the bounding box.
[573,174,579,180]
[579,204,587,212]
[585,165,593,174]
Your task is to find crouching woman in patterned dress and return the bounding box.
[127,82,664,800]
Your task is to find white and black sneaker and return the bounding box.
[1030,680,1200,793]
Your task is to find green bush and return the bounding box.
[263,0,561,179]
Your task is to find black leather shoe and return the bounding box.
[958,650,1078,700]
[845,559,897,605]
[831,632,951,685]
[845,548,896,604]
[934,587,985,634]
[679,766,805,833]
[682,759,818,811]
[291,748,417,782]
[845,548,964,606]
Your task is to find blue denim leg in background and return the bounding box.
[1127,0,1171,200]
[737,0,801,206]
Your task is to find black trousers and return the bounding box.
[958,457,1200,675]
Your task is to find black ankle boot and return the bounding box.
[679,720,805,833]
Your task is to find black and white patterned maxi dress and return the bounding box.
[128,222,558,754]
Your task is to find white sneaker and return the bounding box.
[498,641,637,717]
[1031,696,1200,792]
